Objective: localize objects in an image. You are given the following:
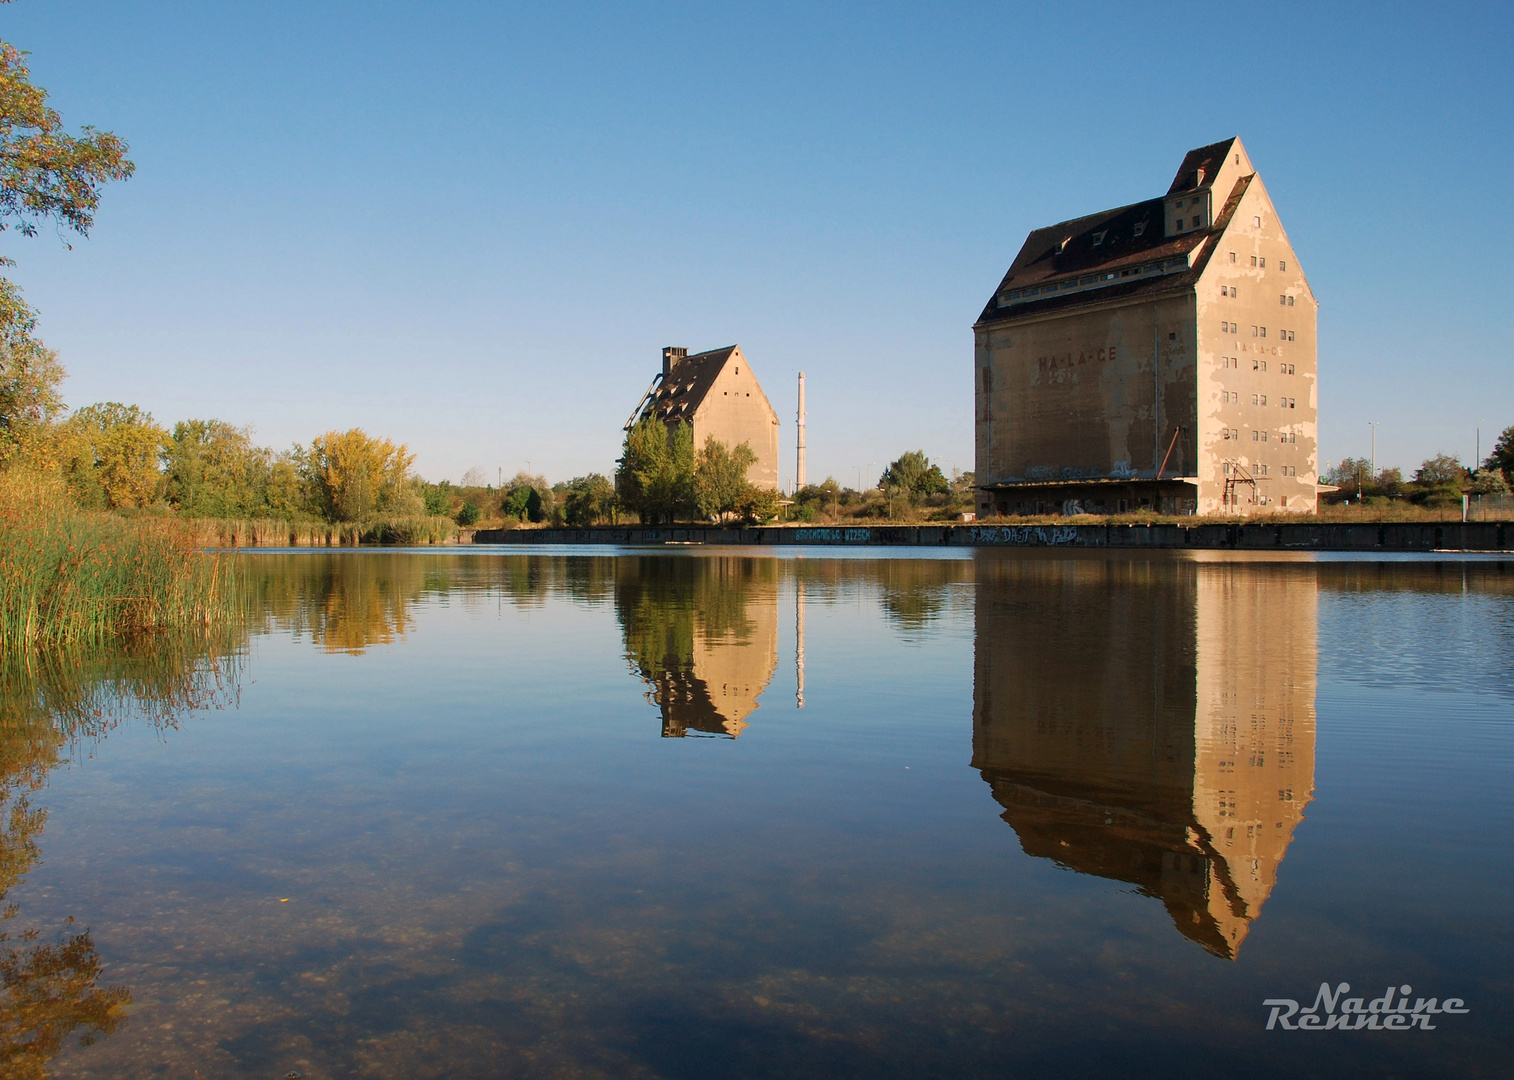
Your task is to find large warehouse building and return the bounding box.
[974,138,1318,516]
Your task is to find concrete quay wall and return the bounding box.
[471,521,1512,552]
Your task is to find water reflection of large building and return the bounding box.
[971,556,1317,958]
[617,557,779,738]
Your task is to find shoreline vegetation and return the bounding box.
[0,475,243,648]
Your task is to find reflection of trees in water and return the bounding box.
[616,558,779,738]
[246,554,622,654]
[0,638,243,1075]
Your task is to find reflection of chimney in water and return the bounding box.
[796,575,806,709]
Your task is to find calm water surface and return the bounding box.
[4,549,1510,1078]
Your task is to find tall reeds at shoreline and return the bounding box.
[183,514,459,548]
[0,475,243,649]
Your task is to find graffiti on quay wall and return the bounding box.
[968,525,1083,546]
[793,528,873,544]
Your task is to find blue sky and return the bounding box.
[5,1,1510,484]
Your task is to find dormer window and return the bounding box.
[1092,230,1106,246]
[1132,221,1147,237]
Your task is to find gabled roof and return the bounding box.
[974,173,1255,328]
[1167,137,1239,195]
[638,346,739,427]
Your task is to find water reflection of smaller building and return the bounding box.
[971,556,1317,959]
[617,557,778,738]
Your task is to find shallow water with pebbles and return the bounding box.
[2,549,1506,1079]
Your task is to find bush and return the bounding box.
[456,501,480,527]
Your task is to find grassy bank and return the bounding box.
[0,477,243,649]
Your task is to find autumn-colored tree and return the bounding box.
[63,403,167,509]
[0,17,133,476]
[301,429,417,522]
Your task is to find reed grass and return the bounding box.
[0,475,244,649]
[185,514,459,548]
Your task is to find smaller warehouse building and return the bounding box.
[626,345,780,490]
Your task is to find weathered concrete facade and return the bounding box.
[975,138,1318,516]
[626,345,781,491]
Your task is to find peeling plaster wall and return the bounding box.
[975,294,1197,493]
[1195,179,1319,515]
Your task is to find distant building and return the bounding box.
[974,138,1319,516]
[626,345,780,491]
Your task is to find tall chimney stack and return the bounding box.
[662,346,687,376]
[796,372,806,491]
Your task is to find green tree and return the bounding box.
[695,436,757,520]
[422,479,455,517]
[1413,453,1465,487]
[1485,424,1514,481]
[64,403,167,509]
[1325,457,1371,490]
[455,500,481,526]
[563,473,616,526]
[1472,467,1510,497]
[617,417,696,523]
[735,485,780,524]
[501,471,550,523]
[264,452,311,518]
[162,419,271,517]
[880,450,949,505]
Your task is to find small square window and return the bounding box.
[1261,361,1267,371]
[1280,294,1287,305]
[1280,260,1287,271]
[1251,255,1258,267]
[1177,199,1185,208]
[1261,395,1267,405]
[1253,359,1260,370]
[1229,251,1237,263]
[1253,215,1261,227]
[1251,325,1259,337]
[1259,257,1266,268]
[1287,330,1295,341]
[1262,431,1269,442]
[1252,430,1260,442]
[1288,296,1295,307]
[1252,394,1259,405]
[1261,327,1267,338]
[1175,218,1184,229]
